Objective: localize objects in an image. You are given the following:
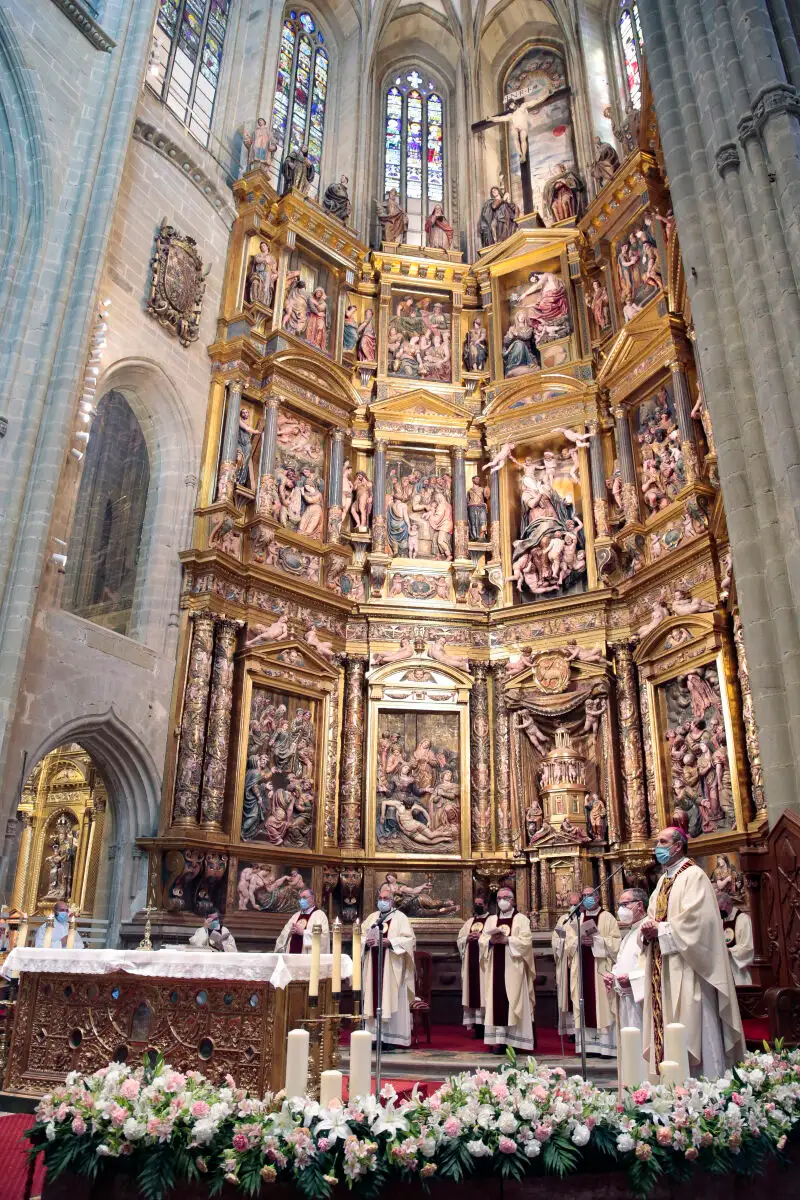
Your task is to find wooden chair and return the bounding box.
[411,950,432,1046]
[765,986,800,1046]
[736,984,770,1047]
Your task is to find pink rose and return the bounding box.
[532,1086,548,1101]
[632,1088,649,1105]
[443,1117,461,1137]
[232,1134,249,1152]
[534,1125,552,1142]
[120,1079,140,1100]
[731,1092,744,1105]
[71,1117,86,1136]
[700,1132,713,1148]
[498,1136,517,1155]
[685,1146,698,1161]
[147,1118,160,1135]
[656,1128,672,1146]
[191,1101,210,1119]
[165,1073,187,1093]
[491,1082,509,1100]
[111,1106,127,1127]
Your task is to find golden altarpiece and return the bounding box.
[135,93,764,1024]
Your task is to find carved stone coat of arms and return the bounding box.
[146,220,208,346]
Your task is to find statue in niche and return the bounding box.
[425,204,454,251]
[477,186,519,247]
[356,308,377,361]
[281,144,315,195]
[235,405,261,490]
[617,219,663,319]
[343,305,359,352]
[242,117,278,176]
[665,665,734,836]
[376,715,461,853]
[510,459,586,599]
[585,280,611,334]
[637,385,686,511]
[378,188,409,244]
[462,318,488,371]
[282,273,310,339]
[587,793,607,841]
[590,136,621,192]
[525,798,544,842]
[542,163,586,223]
[350,471,373,532]
[43,817,78,901]
[323,175,352,223]
[503,272,571,377]
[710,853,745,903]
[246,240,279,308]
[467,475,489,541]
[305,286,329,351]
[502,310,541,377]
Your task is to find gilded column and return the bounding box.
[326,428,346,543]
[491,662,512,850]
[339,655,366,850]
[257,395,280,513]
[733,613,766,821]
[452,446,469,559]
[588,420,610,538]
[10,813,34,911]
[371,440,387,553]
[200,619,239,829]
[613,406,640,525]
[489,468,502,560]
[217,381,243,501]
[614,642,649,842]
[599,855,610,911]
[530,858,541,916]
[173,611,216,826]
[669,359,701,484]
[469,662,492,852]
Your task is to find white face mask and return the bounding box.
[497,898,512,912]
[617,905,634,925]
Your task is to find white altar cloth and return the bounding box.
[1,947,353,989]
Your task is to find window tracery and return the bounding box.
[618,0,644,110]
[269,10,329,199]
[382,71,445,245]
[147,0,231,148]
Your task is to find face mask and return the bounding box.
[497,898,512,912]
[655,845,674,866]
[55,911,69,923]
[208,919,220,931]
[377,898,392,913]
[617,905,633,925]
[299,898,310,912]
[582,895,598,910]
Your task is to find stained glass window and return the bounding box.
[147,0,230,148]
[381,73,446,246]
[268,11,329,199]
[619,2,643,110]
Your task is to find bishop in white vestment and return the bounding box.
[457,895,488,1030]
[605,888,647,1031]
[566,888,620,1056]
[275,889,330,954]
[551,893,579,1036]
[362,884,416,1048]
[479,886,536,1052]
[641,827,745,1079]
[717,891,754,986]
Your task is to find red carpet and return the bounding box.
[342,1022,570,1056]
[0,1114,45,1200]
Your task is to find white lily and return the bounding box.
[315,1108,355,1142]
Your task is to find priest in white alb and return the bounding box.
[604,887,647,1031]
[640,826,745,1079]
[362,882,416,1050]
[717,890,754,985]
[551,892,579,1036]
[479,886,536,1052]
[275,888,330,954]
[457,893,489,1033]
[565,886,620,1056]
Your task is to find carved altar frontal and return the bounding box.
[4,970,332,1097]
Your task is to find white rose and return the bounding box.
[497,1111,518,1135]
[466,1140,491,1158]
[517,1100,537,1121]
[420,1137,436,1158]
[571,1124,591,1147]
[616,1133,635,1153]
[524,1139,542,1159]
[123,1119,145,1141]
[553,1100,569,1122]
[477,1105,495,1130]
[748,1069,765,1087]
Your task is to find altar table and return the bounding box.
[2,948,352,1097]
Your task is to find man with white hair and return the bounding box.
[275,888,330,954]
[362,882,416,1050]
[640,826,745,1078]
[479,886,536,1052]
[604,887,648,1030]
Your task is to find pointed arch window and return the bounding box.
[147,0,231,147]
[268,10,329,199]
[618,1,644,110]
[382,72,446,246]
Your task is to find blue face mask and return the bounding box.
[582,895,598,910]
[655,845,674,866]
[208,919,220,931]
[299,898,310,912]
[55,911,69,923]
[377,898,392,913]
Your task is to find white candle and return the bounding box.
[332,918,342,994]
[351,920,361,992]
[664,1022,690,1082]
[349,1029,372,1100]
[285,1028,310,1099]
[319,1069,343,1107]
[42,915,54,949]
[619,1025,644,1087]
[658,1059,682,1085]
[66,915,77,950]
[309,923,321,999]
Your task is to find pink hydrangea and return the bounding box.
[164,1073,187,1093]
[428,1094,442,1111]
[110,1106,127,1127]
[491,1082,509,1100]
[443,1117,461,1137]
[71,1116,86,1136]
[498,1136,517,1155]
[120,1079,140,1100]
[191,1101,210,1119]
[632,1088,649,1105]
[531,1086,548,1101]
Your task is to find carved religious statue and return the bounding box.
[42,818,78,902]
[240,117,278,177]
[477,187,519,247]
[378,189,409,245]
[425,204,455,251]
[590,136,621,193]
[462,319,488,372]
[246,240,279,308]
[542,163,586,223]
[323,175,351,223]
[281,144,315,195]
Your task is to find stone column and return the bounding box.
[491,663,512,850]
[669,360,701,483]
[489,468,502,560]
[173,611,216,826]
[216,381,243,501]
[614,643,649,842]
[733,613,767,822]
[613,406,640,525]
[371,440,387,554]
[257,396,279,513]
[200,619,239,829]
[469,662,492,852]
[10,813,34,911]
[451,446,469,559]
[326,428,346,543]
[588,421,610,538]
[339,656,366,850]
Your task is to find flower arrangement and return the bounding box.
[28,1048,800,1200]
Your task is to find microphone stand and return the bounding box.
[565,861,629,1081]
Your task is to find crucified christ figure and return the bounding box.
[472,87,570,163]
